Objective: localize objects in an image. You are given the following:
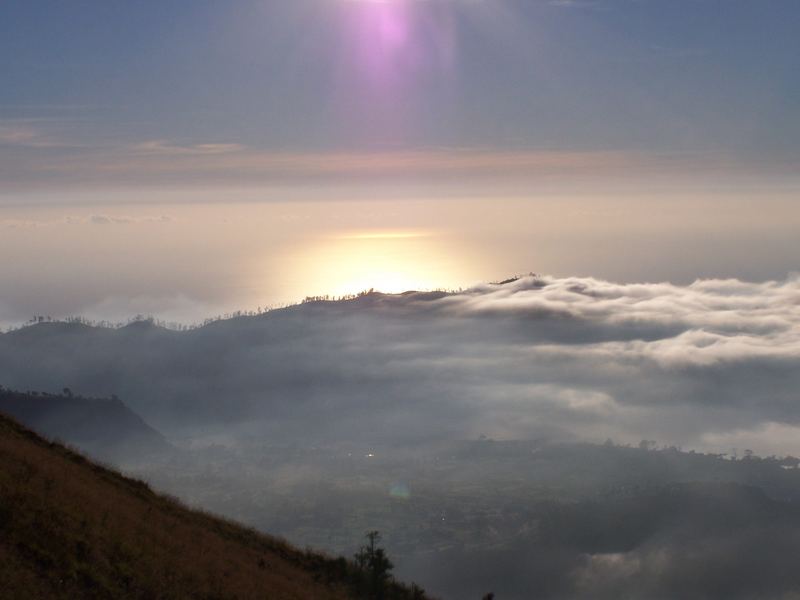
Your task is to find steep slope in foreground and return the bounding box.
[0,413,428,600]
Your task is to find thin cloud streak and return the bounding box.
[0,123,68,149]
[6,138,792,192]
[129,140,247,156]
[41,146,635,176]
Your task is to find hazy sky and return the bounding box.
[3,0,799,161]
[1,0,798,324]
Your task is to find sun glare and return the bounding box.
[292,229,459,297]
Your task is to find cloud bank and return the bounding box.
[4,274,800,598]
[1,274,799,455]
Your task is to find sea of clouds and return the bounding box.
[1,274,799,455]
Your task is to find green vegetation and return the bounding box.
[353,531,396,600]
[0,411,431,600]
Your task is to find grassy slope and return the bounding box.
[0,412,423,600]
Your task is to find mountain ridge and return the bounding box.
[0,387,172,464]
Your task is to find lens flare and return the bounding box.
[339,0,456,90]
[333,0,458,142]
[389,482,411,500]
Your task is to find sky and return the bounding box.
[1,0,799,325]
[4,6,800,594]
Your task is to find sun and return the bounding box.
[291,229,454,298]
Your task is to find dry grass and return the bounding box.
[0,412,369,600]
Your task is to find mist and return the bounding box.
[3,274,798,453]
[4,0,800,597]
[4,273,800,597]
[2,192,799,330]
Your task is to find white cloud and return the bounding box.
[435,274,800,367]
[2,273,799,454]
[130,140,246,156]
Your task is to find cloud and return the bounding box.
[129,140,247,156]
[1,137,696,191]
[0,217,45,229]
[0,122,64,148]
[55,147,637,182]
[2,122,796,193]
[1,274,799,454]
[433,275,800,367]
[548,0,605,9]
[0,214,173,229]
[3,272,800,598]
[85,214,172,226]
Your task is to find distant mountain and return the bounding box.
[0,303,462,436]
[0,387,172,464]
[0,412,432,600]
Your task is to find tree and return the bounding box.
[354,530,394,599]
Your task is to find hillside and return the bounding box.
[0,412,431,600]
[0,387,171,464]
